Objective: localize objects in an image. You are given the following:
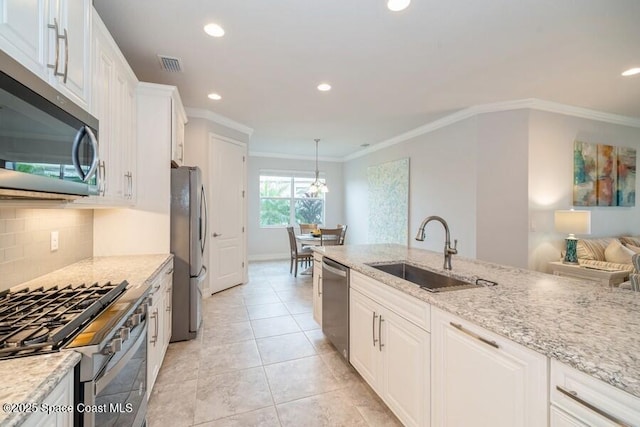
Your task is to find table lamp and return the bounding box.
[554,209,591,264]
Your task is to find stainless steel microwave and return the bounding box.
[0,49,99,199]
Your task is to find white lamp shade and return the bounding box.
[554,210,591,235]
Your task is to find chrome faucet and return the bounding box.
[415,216,458,270]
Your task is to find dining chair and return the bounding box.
[339,225,348,245]
[320,227,342,246]
[287,226,313,277]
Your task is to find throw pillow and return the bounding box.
[625,243,640,253]
[620,236,640,247]
[604,239,635,264]
[577,238,612,261]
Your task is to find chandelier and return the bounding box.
[308,138,329,195]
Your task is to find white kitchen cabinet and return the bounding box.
[22,368,74,427]
[431,307,548,427]
[147,260,173,395]
[550,359,640,427]
[77,9,136,206]
[137,82,185,208]
[0,0,91,110]
[550,406,588,427]
[312,253,322,326]
[172,99,187,167]
[349,271,430,427]
[164,274,173,347]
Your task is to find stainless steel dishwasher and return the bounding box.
[322,257,350,361]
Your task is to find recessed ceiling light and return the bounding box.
[387,0,411,12]
[317,83,332,92]
[204,23,225,37]
[207,93,222,100]
[621,67,640,77]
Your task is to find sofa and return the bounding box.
[575,236,640,273]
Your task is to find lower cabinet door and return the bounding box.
[381,308,430,427]
[431,308,547,427]
[312,257,322,326]
[550,406,588,427]
[349,289,381,391]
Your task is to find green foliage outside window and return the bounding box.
[259,174,325,227]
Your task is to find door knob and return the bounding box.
[212,232,222,237]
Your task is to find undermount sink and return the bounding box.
[368,262,482,292]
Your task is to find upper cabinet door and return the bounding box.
[46,0,91,109]
[0,0,90,110]
[0,0,47,74]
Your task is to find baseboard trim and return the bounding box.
[248,253,290,262]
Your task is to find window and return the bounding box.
[259,172,326,227]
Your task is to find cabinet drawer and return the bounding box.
[149,260,174,295]
[351,270,430,332]
[550,359,640,426]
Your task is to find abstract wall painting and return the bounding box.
[573,140,636,207]
[368,158,409,244]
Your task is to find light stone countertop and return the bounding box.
[0,351,81,427]
[0,254,173,426]
[314,244,640,399]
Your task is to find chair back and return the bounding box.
[339,225,348,245]
[299,223,317,234]
[320,227,342,246]
[286,226,299,256]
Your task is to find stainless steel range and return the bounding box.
[0,280,149,427]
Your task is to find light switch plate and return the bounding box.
[51,231,59,251]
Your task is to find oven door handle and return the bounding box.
[95,321,147,396]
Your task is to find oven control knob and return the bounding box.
[118,327,130,341]
[103,338,122,355]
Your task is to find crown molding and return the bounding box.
[185,107,254,136]
[248,151,342,163]
[344,98,640,161]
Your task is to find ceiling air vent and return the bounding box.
[158,55,183,72]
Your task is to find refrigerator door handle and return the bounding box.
[200,185,208,256]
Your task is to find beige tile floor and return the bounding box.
[147,260,403,427]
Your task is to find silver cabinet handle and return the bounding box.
[379,315,384,351]
[212,232,222,237]
[318,275,322,296]
[166,268,174,275]
[47,19,61,77]
[62,27,68,83]
[372,312,378,347]
[556,386,632,427]
[99,161,106,196]
[450,322,499,349]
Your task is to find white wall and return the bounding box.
[344,117,479,259]
[343,107,640,271]
[476,110,530,267]
[528,110,640,271]
[247,156,344,260]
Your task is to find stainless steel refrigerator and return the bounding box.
[170,166,208,342]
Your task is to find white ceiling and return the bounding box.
[93,0,640,159]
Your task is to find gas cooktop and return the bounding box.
[0,281,127,359]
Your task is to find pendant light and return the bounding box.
[309,138,329,195]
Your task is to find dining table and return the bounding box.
[295,233,340,246]
[294,233,339,275]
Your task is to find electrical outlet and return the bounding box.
[51,231,59,252]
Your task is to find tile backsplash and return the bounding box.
[0,208,93,291]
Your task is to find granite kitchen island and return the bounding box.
[315,244,640,400]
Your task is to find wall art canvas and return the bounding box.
[617,146,637,206]
[368,158,409,244]
[596,144,617,206]
[573,140,636,207]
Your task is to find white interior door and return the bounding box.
[209,134,246,293]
